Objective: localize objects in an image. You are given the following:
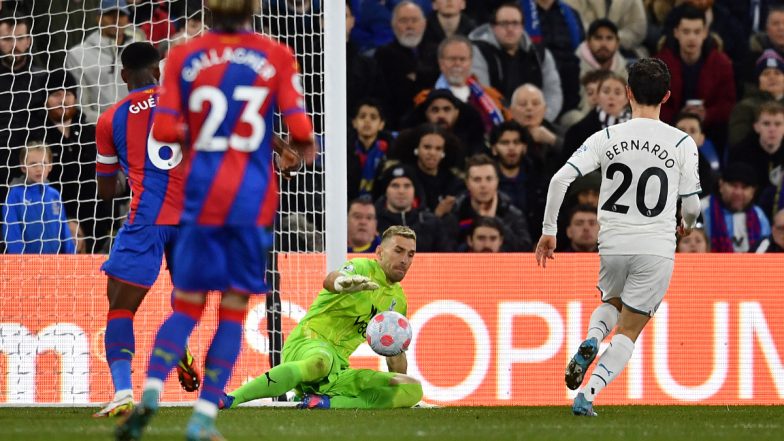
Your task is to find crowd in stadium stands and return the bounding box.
[1,0,784,255]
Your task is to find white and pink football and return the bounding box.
[366,311,412,357]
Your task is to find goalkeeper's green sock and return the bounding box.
[330,383,423,409]
[228,356,329,407]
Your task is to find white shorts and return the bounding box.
[597,255,674,317]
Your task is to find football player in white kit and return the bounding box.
[535,58,702,416]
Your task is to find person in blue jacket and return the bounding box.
[2,141,75,254]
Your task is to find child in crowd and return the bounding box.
[348,98,394,200]
[2,142,74,254]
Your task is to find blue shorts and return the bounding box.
[101,224,179,288]
[172,224,272,294]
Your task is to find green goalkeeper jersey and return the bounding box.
[286,257,408,362]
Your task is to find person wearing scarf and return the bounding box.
[701,162,771,252]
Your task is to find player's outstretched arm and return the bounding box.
[386,352,408,374]
[323,270,379,293]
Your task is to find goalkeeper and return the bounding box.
[220,225,422,410]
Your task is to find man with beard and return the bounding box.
[490,120,548,239]
[375,1,439,129]
[465,216,504,252]
[347,196,381,253]
[701,162,771,252]
[576,19,627,92]
[0,14,48,201]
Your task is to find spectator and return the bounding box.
[656,5,736,143]
[375,1,439,130]
[563,204,599,252]
[729,101,784,218]
[469,2,563,121]
[465,215,504,252]
[374,164,455,251]
[576,19,627,86]
[422,0,477,48]
[676,226,710,253]
[448,153,532,251]
[348,0,433,52]
[560,68,610,128]
[509,83,563,174]
[756,208,784,253]
[526,0,585,114]
[43,68,110,253]
[348,98,392,201]
[489,120,548,238]
[404,88,486,158]
[346,1,386,127]
[701,162,771,253]
[729,49,784,147]
[2,142,75,254]
[347,196,381,253]
[0,14,48,195]
[160,0,205,55]
[423,35,509,134]
[127,0,175,47]
[563,71,630,160]
[675,111,719,196]
[65,0,146,124]
[747,4,784,88]
[563,0,649,58]
[388,123,464,217]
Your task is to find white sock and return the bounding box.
[194,399,218,418]
[143,378,164,394]
[582,333,634,401]
[586,303,619,343]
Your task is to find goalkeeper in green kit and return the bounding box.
[219,226,423,409]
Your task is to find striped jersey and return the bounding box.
[96,86,184,225]
[154,31,311,226]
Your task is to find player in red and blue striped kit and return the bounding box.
[117,1,314,440]
[94,42,200,419]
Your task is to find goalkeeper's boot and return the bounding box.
[296,394,331,409]
[565,337,599,390]
[185,412,226,441]
[115,404,156,441]
[217,393,235,410]
[177,346,201,392]
[93,391,134,418]
[572,392,598,417]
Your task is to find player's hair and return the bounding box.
[348,195,375,213]
[121,42,160,70]
[674,111,704,132]
[755,101,784,120]
[381,225,417,243]
[352,97,386,121]
[568,204,598,225]
[465,153,500,179]
[489,120,533,147]
[580,69,612,88]
[438,34,473,60]
[627,58,670,106]
[19,141,52,164]
[205,0,258,31]
[470,216,504,238]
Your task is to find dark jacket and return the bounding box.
[347,41,386,121]
[422,12,478,49]
[374,197,455,252]
[656,42,736,128]
[448,191,532,251]
[498,156,549,240]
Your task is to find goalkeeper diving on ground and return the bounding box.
[219,225,423,410]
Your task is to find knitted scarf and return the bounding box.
[709,194,762,252]
[355,138,388,195]
[435,75,505,133]
[522,0,583,50]
[597,106,631,128]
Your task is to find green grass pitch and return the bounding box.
[0,406,781,441]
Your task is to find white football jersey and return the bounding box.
[567,118,701,257]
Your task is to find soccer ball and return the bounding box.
[366,311,412,357]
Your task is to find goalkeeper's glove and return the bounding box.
[333,275,379,293]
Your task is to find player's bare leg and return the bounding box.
[565,298,621,390]
[95,279,147,418]
[574,306,649,416]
